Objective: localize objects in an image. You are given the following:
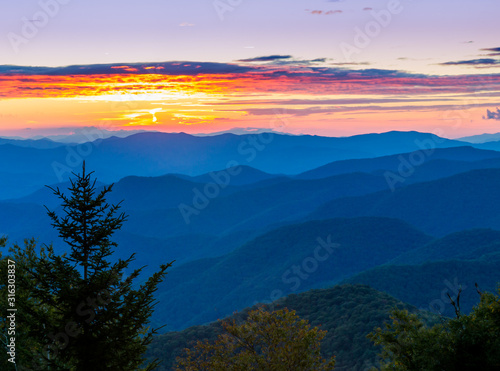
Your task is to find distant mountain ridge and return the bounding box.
[1,127,152,143]
[173,165,283,186]
[0,130,471,199]
[391,228,500,265]
[150,217,432,330]
[345,260,500,317]
[458,132,500,144]
[7,147,500,267]
[0,137,66,149]
[309,168,500,236]
[296,146,500,180]
[343,228,500,317]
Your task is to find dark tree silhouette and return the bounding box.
[1,163,173,370]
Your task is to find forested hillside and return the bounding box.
[146,284,432,371]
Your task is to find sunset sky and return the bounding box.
[1,0,499,138]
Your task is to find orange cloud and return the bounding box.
[1,69,500,101]
[1,60,500,119]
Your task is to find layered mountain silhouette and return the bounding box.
[1,130,500,343]
[0,130,468,199]
[150,217,431,330]
[309,168,500,236]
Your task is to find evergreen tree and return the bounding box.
[1,164,173,370]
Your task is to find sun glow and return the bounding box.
[1,67,500,137]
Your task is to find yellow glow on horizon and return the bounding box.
[1,69,500,138]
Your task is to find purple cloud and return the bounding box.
[484,108,500,120]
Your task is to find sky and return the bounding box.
[0,0,500,138]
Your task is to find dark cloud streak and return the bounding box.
[0,62,255,76]
[482,47,500,54]
[439,58,500,66]
[237,55,293,62]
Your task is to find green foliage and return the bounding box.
[147,284,420,370]
[2,237,57,369]
[174,308,336,371]
[0,165,173,370]
[369,286,500,370]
